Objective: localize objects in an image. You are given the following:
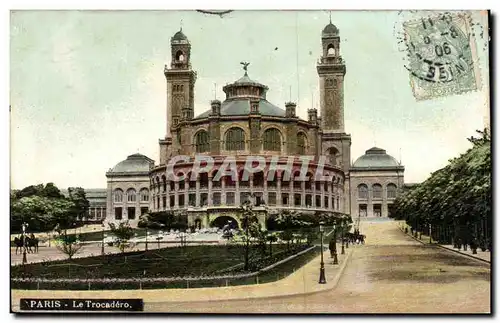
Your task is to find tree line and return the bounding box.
[10,183,90,233]
[390,129,491,250]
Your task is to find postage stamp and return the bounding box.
[403,11,482,100]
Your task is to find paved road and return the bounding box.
[146,220,491,313]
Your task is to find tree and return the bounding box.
[48,198,77,230]
[265,231,278,256]
[140,210,188,231]
[42,183,64,198]
[108,221,135,254]
[391,129,491,247]
[11,195,53,232]
[67,187,90,222]
[10,183,78,233]
[16,184,45,199]
[240,200,261,271]
[53,226,83,260]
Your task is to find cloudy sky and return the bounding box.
[10,10,489,189]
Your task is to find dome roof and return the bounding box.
[108,153,154,174]
[196,99,285,118]
[195,71,286,118]
[322,23,339,36]
[352,147,400,168]
[172,30,188,41]
[234,73,259,85]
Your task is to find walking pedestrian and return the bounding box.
[328,238,335,258]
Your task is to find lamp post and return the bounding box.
[158,230,164,249]
[22,222,28,265]
[145,227,149,251]
[318,221,326,284]
[48,227,54,247]
[332,220,338,265]
[242,200,251,271]
[340,218,345,255]
[101,223,105,256]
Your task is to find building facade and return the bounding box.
[60,188,107,223]
[105,153,154,227]
[349,147,405,218]
[103,22,405,228]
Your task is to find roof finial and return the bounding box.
[214,83,217,100]
[329,11,332,24]
[180,19,183,32]
[240,61,250,76]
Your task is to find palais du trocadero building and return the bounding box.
[103,22,405,230]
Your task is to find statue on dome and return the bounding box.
[240,61,250,74]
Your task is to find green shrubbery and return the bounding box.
[391,129,491,250]
[11,184,89,233]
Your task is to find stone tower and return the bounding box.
[160,29,197,161]
[317,20,352,214]
[317,21,346,133]
[164,28,197,138]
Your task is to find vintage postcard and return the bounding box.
[10,10,491,314]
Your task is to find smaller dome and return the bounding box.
[352,147,400,168]
[109,153,154,174]
[235,74,258,84]
[172,30,188,41]
[322,23,339,36]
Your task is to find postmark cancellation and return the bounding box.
[403,11,482,101]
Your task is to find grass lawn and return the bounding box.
[11,243,317,290]
[11,244,294,279]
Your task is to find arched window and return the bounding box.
[140,188,149,202]
[297,133,307,155]
[178,173,185,190]
[195,130,210,153]
[357,184,368,199]
[263,128,281,151]
[373,184,383,199]
[327,44,335,56]
[305,172,313,190]
[387,183,397,199]
[176,50,184,62]
[327,147,340,166]
[225,127,245,151]
[253,171,264,187]
[127,188,136,202]
[293,170,302,190]
[114,189,123,203]
[200,173,209,188]
[155,176,160,193]
[162,175,167,192]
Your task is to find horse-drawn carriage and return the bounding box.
[13,234,39,254]
[344,231,365,245]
